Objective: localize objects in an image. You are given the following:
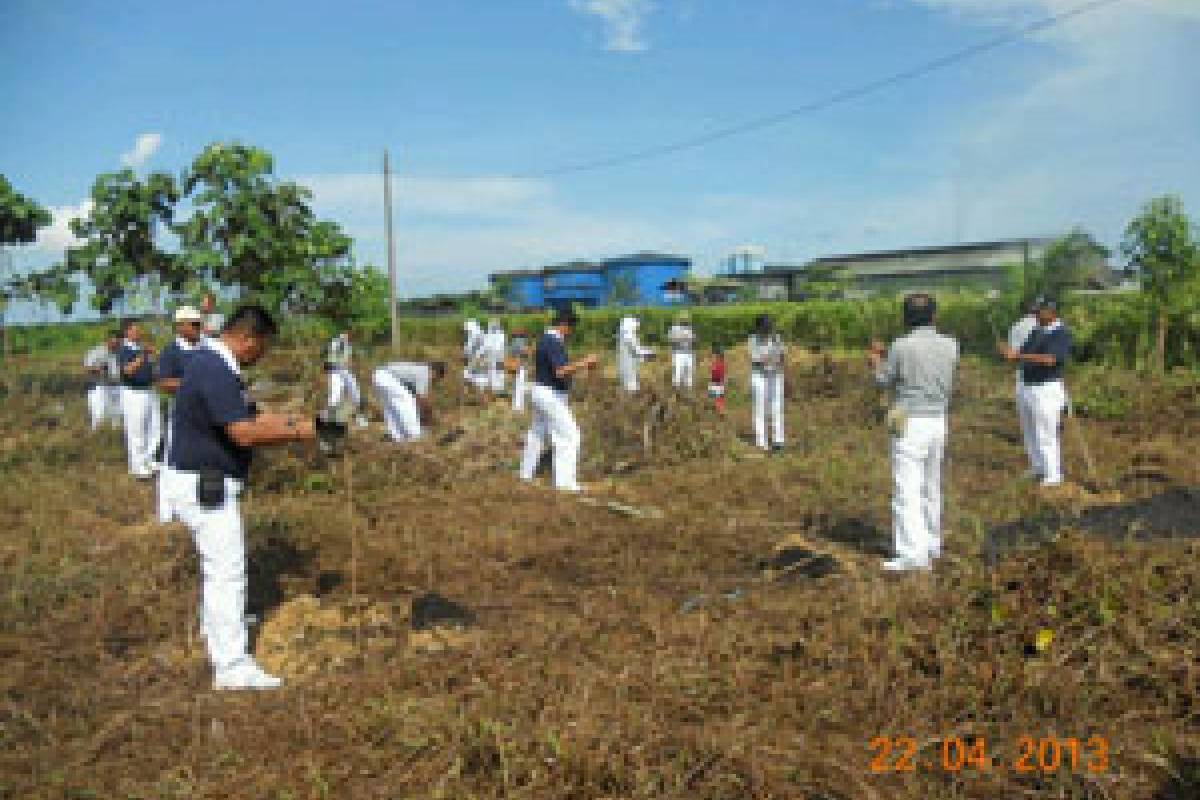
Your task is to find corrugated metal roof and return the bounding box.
[810,237,1055,265]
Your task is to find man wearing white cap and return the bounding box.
[156,306,207,522]
[1000,297,1072,487]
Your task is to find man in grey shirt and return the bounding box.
[868,293,959,572]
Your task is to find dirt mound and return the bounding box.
[255,594,395,680]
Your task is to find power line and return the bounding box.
[521,0,1126,179]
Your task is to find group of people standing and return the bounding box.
[78,292,1072,691]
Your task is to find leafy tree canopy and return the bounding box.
[64,169,181,312]
[0,174,52,246]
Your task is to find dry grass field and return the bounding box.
[2,345,1199,799]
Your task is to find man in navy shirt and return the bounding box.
[1001,297,1072,486]
[519,307,598,492]
[163,305,322,690]
[155,306,207,522]
[117,319,162,478]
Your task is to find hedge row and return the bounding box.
[9,291,1198,371]
[374,292,1195,368]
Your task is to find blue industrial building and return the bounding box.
[489,252,692,310]
[542,262,609,311]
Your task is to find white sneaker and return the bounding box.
[213,660,282,690]
[355,415,370,429]
[881,557,932,573]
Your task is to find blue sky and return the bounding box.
[2,0,1198,311]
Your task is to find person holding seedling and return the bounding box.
[1000,297,1072,487]
[520,307,598,492]
[162,305,339,690]
[868,293,959,572]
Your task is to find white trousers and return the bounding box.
[618,357,639,393]
[488,364,506,392]
[87,386,120,430]
[120,387,162,476]
[1023,380,1067,485]
[671,352,694,389]
[373,370,422,442]
[512,366,528,412]
[750,371,785,449]
[328,368,361,410]
[166,470,249,673]
[520,384,581,491]
[891,414,946,565]
[1015,378,1039,476]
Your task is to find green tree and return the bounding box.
[65,169,181,312]
[177,142,352,312]
[1027,229,1110,300]
[1,176,71,354]
[1121,195,1200,372]
[0,174,52,246]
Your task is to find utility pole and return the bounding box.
[383,148,398,351]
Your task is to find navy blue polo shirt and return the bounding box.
[117,343,155,388]
[1021,324,1071,385]
[534,331,570,391]
[169,347,255,480]
[157,339,198,385]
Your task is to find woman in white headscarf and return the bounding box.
[462,319,487,390]
[484,319,507,393]
[616,316,653,393]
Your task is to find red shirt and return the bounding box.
[710,357,726,384]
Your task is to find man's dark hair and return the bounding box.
[430,361,448,379]
[753,313,773,336]
[223,304,278,337]
[552,307,579,328]
[902,293,936,328]
[712,343,724,356]
[120,318,136,334]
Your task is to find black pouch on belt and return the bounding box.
[197,468,226,510]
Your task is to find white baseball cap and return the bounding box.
[174,306,204,323]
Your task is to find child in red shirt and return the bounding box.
[708,344,726,414]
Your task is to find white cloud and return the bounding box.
[120,132,162,168]
[33,199,93,254]
[569,0,653,52]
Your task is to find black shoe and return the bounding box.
[770,442,786,453]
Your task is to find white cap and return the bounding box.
[174,306,204,323]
